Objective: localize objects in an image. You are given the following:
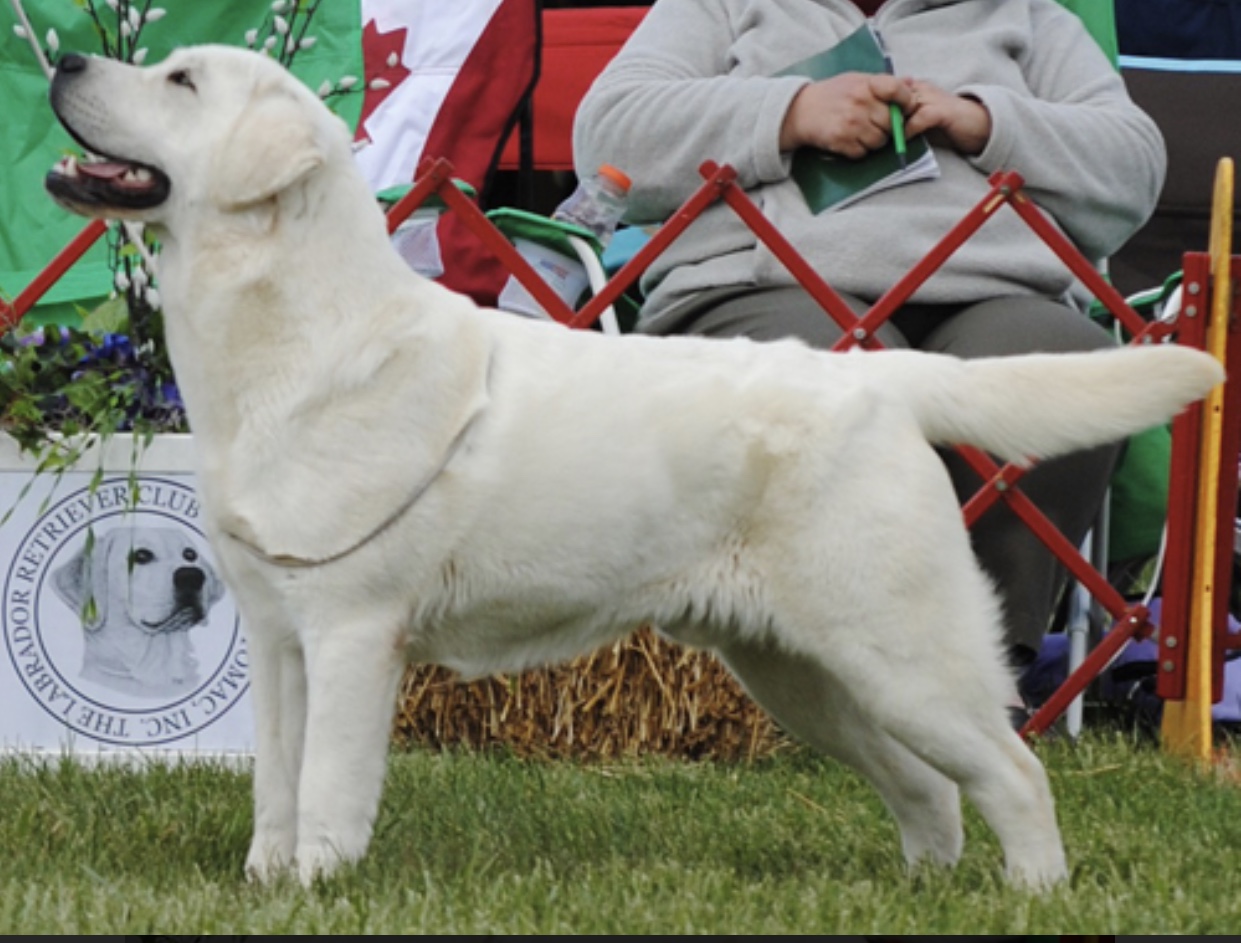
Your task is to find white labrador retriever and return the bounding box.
[45,45,1222,888]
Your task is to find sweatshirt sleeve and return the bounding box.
[960,2,1166,260]
[572,0,809,225]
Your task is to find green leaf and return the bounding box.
[81,294,131,336]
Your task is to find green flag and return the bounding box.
[0,1,364,325]
[1058,0,1120,66]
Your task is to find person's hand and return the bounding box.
[779,72,913,158]
[779,74,993,160]
[902,78,992,156]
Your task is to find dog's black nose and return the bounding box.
[56,53,89,75]
[175,566,206,594]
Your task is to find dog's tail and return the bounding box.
[884,343,1225,465]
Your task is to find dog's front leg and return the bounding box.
[244,632,307,883]
[294,621,407,886]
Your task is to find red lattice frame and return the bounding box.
[0,218,108,333]
[387,157,1238,738]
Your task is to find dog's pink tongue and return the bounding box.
[77,161,131,179]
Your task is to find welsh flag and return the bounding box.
[0,0,536,322]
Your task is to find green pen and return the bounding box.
[889,102,908,170]
[874,27,908,169]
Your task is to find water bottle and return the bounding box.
[390,202,446,279]
[551,164,632,247]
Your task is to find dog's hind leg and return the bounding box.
[244,631,307,883]
[882,700,1066,889]
[793,598,1068,889]
[881,698,1066,889]
[293,617,407,885]
[715,636,964,870]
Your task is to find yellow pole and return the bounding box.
[1162,157,1234,759]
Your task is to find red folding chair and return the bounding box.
[497,5,650,176]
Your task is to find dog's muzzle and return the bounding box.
[139,566,211,633]
[46,53,172,213]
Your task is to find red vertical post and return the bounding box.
[1209,256,1241,699]
[1158,253,1211,700]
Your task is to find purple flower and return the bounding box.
[18,326,71,348]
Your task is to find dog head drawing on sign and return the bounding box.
[52,525,225,698]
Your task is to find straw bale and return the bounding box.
[393,626,791,761]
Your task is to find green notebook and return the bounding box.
[777,23,939,214]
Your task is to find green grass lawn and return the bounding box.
[2,731,1240,933]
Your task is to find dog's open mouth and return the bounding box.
[46,152,171,212]
[141,602,206,634]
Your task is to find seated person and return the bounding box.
[573,0,1166,718]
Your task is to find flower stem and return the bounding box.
[8,0,52,79]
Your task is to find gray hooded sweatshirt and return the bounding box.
[572,0,1165,330]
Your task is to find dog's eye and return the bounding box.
[167,69,196,91]
[183,548,199,563]
[130,548,155,566]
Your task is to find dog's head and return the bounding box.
[52,526,225,634]
[45,44,345,225]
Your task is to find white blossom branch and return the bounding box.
[9,0,53,80]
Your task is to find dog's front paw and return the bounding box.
[245,834,296,884]
[294,822,374,886]
[294,840,355,887]
[1004,851,1069,892]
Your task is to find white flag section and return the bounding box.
[353,0,505,191]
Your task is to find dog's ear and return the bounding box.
[51,530,112,631]
[197,549,226,609]
[51,547,88,611]
[211,86,325,209]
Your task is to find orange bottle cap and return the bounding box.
[597,164,632,192]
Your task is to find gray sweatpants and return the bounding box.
[641,286,1122,661]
